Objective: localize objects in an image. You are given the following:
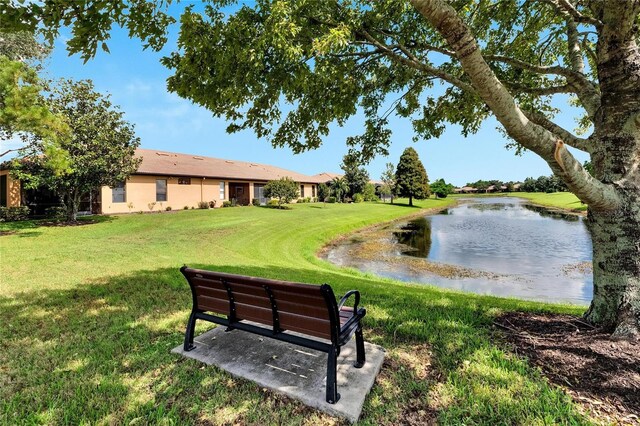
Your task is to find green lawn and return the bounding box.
[1,200,592,425]
[510,192,587,212]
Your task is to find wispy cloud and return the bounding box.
[125,79,152,95]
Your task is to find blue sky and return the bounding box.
[22,4,588,186]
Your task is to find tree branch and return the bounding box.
[505,82,573,96]
[409,0,620,211]
[357,29,477,94]
[484,54,600,117]
[374,27,600,116]
[522,110,594,153]
[539,0,602,27]
[553,140,620,210]
[566,19,585,74]
[0,148,20,157]
[484,54,575,78]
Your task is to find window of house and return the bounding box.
[254,183,266,205]
[300,185,305,197]
[156,179,167,202]
[219,181,225,200]
[312,185,316,198]
[178,177,191,185]
[112,181,126,203]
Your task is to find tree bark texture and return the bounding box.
[64,191,80,222]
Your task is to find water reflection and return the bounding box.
[324,197,593,305]
[522,203,581,221]
[393,217,432,258]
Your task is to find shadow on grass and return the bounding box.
[381,202,422,209]
[0,215,116,234]
[0,265,588,425]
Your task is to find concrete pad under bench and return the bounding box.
[171,326,385,423]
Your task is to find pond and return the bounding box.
[323,197,593,305]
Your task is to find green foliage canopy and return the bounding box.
[1,1,176,63]
[13,80,141,221]
[157,0,592,162]
[340,154,369,198]
[379,162,396,203]
[362,183,378,202]
[317,182,330,201]
[0,31,70,166]
[263,176,300,206]
[329,176,349,202]
[430,178,454,198]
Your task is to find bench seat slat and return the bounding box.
[197,295,229,315]
[279,311,331,339]
[235,302,274,325]
[192,277,226,291]
[275,299,331,320]
[232,292,272,310]
[227,281,272,297]
[195,271,324,296]
[194,285,227,300]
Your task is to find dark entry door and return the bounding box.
[231,184,250,205]
[0,175,6,207]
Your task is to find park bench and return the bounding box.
[180,266,367,404]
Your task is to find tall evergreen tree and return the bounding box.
[395,148,429,206]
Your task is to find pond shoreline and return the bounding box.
[454,193,587,216]
[316,202,456,260]
[319,197,593,305]
[318,194,585,260]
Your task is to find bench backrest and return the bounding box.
[181,267,340,341]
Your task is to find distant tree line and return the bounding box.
[465,179,511,192]
[465,174,570,194]
[520,175,568,193]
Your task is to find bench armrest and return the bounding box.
[338,290,360,312]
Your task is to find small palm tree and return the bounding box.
[330,177,349,202]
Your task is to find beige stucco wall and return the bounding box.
[100,175,230,214]
[99,175,319,213]
[299,183,317,200]
[0,170,21,207]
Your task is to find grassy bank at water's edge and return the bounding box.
[1,199,592,424]
[451,191,587,212]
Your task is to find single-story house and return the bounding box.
[455,186,478,194]
[1,149,326,214]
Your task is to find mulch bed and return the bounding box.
[495,312,640,425]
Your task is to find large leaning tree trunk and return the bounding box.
[410,0,639,337]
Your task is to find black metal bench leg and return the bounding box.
[354,323,365,368]
[326,346,340,404]
[183,311,197,351]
